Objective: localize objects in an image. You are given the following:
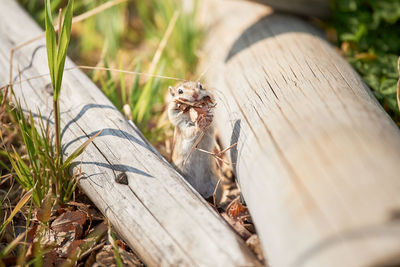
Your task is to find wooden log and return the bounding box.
[0,1,261,266]
[200,1,400,266]
[246,0,330,18]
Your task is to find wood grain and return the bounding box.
[200,1,400,266]
[0,1,261,266]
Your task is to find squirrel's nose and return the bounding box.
[192,92,199,99]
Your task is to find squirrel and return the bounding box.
[167,81,218,199]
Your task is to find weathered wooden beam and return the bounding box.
[0,1,261,266]
[201,1,400,266]
[246,0,330,18]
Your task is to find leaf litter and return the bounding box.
[0,179,145,266]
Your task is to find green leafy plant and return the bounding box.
[7,106,59,206]
[3,0,102,208]
[45,0,73,167]
[331,0,400,120]
[3,100,102,208]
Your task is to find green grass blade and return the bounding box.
[15,108,35,170]
[99,59,121,109]
[55,0,74,99]
[44,0,57,89]
[0,157,10,172]
[61,129,103,170]
[119,60,126,104]
[8,148,32,189]
[0,232,25,260]
[108,225,123,267]
[28,113,42,173]
[133,77,153,123]
[63,174,78,202]
[0,188,33,236]
[129,63,141,107]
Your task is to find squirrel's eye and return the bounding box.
[198,82,203,90]
[178,89,183,94]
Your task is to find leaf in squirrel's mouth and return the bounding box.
[177,95,213,106]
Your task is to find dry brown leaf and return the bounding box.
[89,208,104,221]
[39,226,83,260]
[95,245,115,266]
[26,225,38,243]
[84,251,98,267]
[40,229,73,256]
[51,210,87,232]
[66,239,84,256]
[37,193,54,223]
[227,199,248,219]
[119,248,144,267]
[43,249,57,267]
[56,205,70,215]
[74,223,84,240]
[1,255,17,266]
[67,201,90,211]
[115,239,126,250]
[221,213,252,240]
[96,245,143,267]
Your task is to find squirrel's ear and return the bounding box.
[168,86,174,96]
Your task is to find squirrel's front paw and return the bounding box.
[197,113,213,131]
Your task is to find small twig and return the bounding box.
[77,65,185,81]
[195,147,233,165]
[226,195,241,213]
[218,142,237,155]
[183,131,205,166]
[196,141,237,165]
[183,132,237,167]
[0,65,185,91]
[0,173,13,180]
[212,178,222,207]
[212,138,225,176]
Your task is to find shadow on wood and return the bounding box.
[225,14,324,62]
[201,0,400,266]
[0,0,262,266]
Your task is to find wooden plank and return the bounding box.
[200,1,400,266]
[246,0,330,18]
[0,1,261,266]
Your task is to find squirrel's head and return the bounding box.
[169,81,211,102]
